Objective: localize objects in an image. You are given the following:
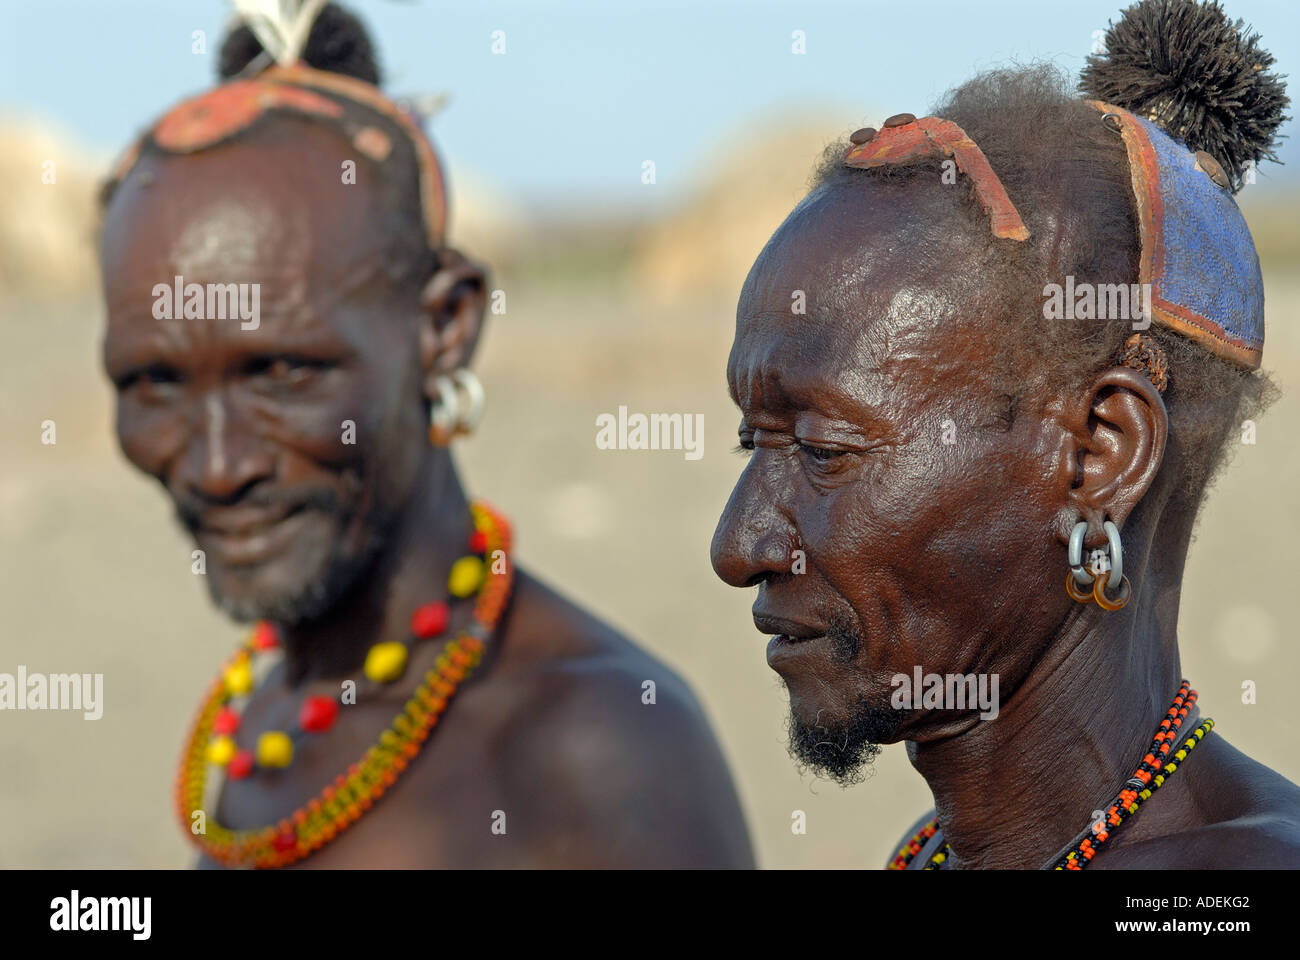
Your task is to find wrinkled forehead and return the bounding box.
[731,180,993,413]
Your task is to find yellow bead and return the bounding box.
[207,735,236,766]
[224,661,253,696]
[257,731,293,768]
[447,556,485,597]
[364,642,409,683]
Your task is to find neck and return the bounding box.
[278,449,473,684]
[907,512,1203,868]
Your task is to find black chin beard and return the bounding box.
[785,698,904,786]
[785,615,905,786]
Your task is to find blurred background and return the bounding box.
[1,0,1297,868]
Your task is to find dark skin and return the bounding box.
[710,177,1300,868]
[101,123,754,868]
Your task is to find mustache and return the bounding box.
[172,486,342,533]
[825,614,862,665]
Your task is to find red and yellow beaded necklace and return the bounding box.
[175,499,513,868]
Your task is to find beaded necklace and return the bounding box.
[176,499,513,868]
[888,680,1213,871]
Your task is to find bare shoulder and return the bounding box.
[477,569,755,868]
[1105,810,1300,869]
[1170,735,1300,868]
[1103,735,1300,869]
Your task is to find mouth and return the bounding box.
[753,611,827,665]
[753,611,825,642]
[197,503,311,566]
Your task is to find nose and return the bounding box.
[710,461,798,588]
[176,390,274,503]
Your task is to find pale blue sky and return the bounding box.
[4,0,1297,214]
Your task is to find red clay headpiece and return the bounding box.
[843,115,1030,242]
[106,63,448,251]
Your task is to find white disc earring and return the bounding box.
[452,369,485,436]
[428,375,460,446]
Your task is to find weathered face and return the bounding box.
[711,179,1075,781]
[100,125,429,625]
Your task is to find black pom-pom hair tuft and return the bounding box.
[218,1,380,85]
[1079,0,1290,192]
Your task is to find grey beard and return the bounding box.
[209,521,387,627]
[204,487,399,628]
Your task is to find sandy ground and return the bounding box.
[2,249,1298,869]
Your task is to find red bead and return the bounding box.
[468,530,488,554]
[299,695,339,733]
[212,706,241,736]
[253,622,279,651]
[410,601,450,639]
[272,828,298,852]
[227,749,255,780]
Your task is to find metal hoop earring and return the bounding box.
[428,375,460,447]
[1065,517,1130,609]
[1067,520,1094,592]
[1101,520,1124,592]
[1093,519,1130,610]
[452,369,485,436]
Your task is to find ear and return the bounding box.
[416,247,488,384]
[1051,366,1168,544]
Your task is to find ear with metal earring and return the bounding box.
[1064,519,1131,610]
[428,375,461,447]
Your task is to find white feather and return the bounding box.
[228,0,330,67]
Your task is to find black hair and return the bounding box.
[218,1,381,85]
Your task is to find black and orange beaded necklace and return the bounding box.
[888,680,1213,870]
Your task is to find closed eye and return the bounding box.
[798,442,846,462]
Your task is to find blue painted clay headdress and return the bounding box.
[1087,101,1264,369]
[1076,0,1290,372]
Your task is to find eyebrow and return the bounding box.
[104,324,354,376]
[730,357,892,429]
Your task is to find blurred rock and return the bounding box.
[0,114,104,301]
